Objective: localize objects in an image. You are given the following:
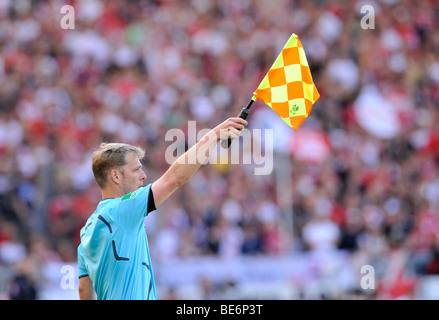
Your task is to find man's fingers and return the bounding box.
[227,118,247,129]
[230,124,245,132]
[227,117,247,126]
[230,128,241,139]
[218,127,243,140]
[233,118,248,126]
[216,117,248,141]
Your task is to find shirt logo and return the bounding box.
[121,190,138,201]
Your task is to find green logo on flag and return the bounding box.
[290,104,299,115]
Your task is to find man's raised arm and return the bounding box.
[151,117,247,207]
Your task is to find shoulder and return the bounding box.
[114,184,155,226]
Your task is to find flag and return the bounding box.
[253,33,320,130]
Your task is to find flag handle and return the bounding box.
[221,97,255,149]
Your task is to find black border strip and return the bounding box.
[98,215,112,233]
[112,240,129,261]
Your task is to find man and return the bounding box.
[77,117,247,300]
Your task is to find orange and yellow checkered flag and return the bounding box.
[253,33,320,130]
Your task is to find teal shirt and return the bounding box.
[77,184,157,300]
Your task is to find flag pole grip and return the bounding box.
[221,99,254,149]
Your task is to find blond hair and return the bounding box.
[91,143,145,189]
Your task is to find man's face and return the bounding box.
[118,152,146,195]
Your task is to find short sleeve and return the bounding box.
[116,183,156,230]
[77,244,88,278]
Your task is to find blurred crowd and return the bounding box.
[0,0,439,299]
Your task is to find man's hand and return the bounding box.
[212,117,248,141]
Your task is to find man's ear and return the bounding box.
[109,169,121,185]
